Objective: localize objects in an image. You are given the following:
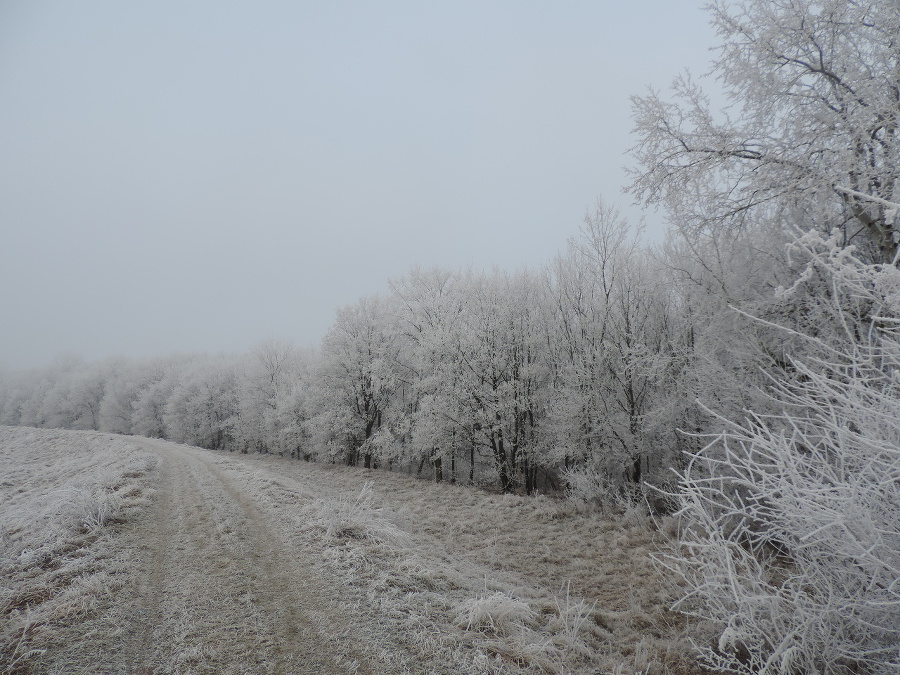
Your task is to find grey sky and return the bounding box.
[0,1,716,370]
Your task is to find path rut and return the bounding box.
[115,438,370,675]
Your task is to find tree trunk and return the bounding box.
[630,454,642,484]
[492,427,512,493]
[433,455,443,483]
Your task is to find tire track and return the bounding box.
[120,438,359,675]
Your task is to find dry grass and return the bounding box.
[455,590,539,634]
[0,429,709,674]
[220,453,709,674]
[303,480,413,546]
[0,426,156,675]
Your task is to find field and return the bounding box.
[0,426,707,674]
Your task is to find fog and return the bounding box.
[0,1,715,369]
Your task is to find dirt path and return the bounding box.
[111,438,377,675]
[4,428,695,674]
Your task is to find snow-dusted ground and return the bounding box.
[1,427,702,674]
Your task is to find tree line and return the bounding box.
[0,205,700,498]
[0,194,881,502]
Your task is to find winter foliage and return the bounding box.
[669,232,900,674]
[2,0,900,673]
[0,205,687,496]
[629,0,900,262]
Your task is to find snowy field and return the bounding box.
[0,427,157,673]
[0,426,703,674]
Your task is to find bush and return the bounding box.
[668,232,900,675]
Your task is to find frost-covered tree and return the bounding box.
[234,339,298,453]
[130,357,184,439]
[670,229,900,675]
[442,270,547,492]
[310,296,403,468]
[544,202,683,491]
[629,0,900,262]
[163,357,240,450]
[0,368,35,427]
[269,351,317,459]
[39,360,107,431]
[98,358,153,434]
[390,266,464,481]
[658,221,802,454]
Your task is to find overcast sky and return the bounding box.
[0,1,717,370]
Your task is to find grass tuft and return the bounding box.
[455,591,538,635]
[304,480,411,546]
[550,582,597,645]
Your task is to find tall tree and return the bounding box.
[445,270,546,492]
[390,266,462,482]
[545,202,683,489]
[311,296,403,468]
[163,357,240,450]
[98,358,151,435]
[131,357,184,439]
[39,360,107,431]
[629,0,900,262]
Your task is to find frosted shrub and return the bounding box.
[48,486,121,535]
[551,582,596,644]
[562,466,618,508]
[669,232,900,675]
